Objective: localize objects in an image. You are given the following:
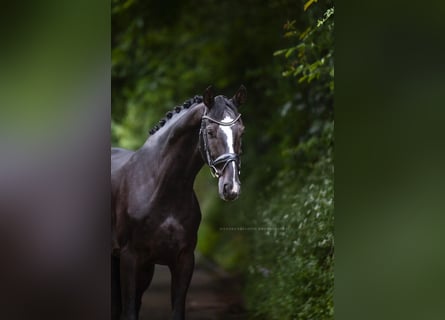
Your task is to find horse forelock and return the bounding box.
[207,95,239,120]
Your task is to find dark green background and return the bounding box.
[112,0,333,318]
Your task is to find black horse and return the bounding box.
[111,85,246,320]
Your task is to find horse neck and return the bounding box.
[140,103,206,190]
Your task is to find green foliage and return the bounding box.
[245,121,334,319]
[239,1,334,319]
[275,3,334,95]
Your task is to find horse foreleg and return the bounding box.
[169,250,195,320]
[119,248,139,320]
[111,255,122,320]
[120,248,155,320]
[135,263,155,315]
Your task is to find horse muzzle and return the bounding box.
[218,174,241,201]
[224,182,240,201]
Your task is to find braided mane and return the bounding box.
[148,95,203,136]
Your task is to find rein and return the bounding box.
[199,113,242,178]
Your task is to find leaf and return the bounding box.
[317,7,335,27]
[282,70,292,77]
[284,31,297,38]
[299,27,312,40]
[285,47,296,58]
[304,0,318,11]
[293,65,304,76]
[273,49,287,56]
[283,20,296,30]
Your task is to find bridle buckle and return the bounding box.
[209,165,220,178]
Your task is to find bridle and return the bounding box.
[199,112,242,178]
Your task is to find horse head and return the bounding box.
[199,85,246,201]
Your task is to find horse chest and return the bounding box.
[156,216,186,244]
[137,215,193,263]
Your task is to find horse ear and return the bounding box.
[232,85,247,107]
[203,85,214,109]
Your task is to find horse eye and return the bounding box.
[207,130,215,138]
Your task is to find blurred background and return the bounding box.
[0,1,110,319]
[2,0,444,319]
[112,0,334,318]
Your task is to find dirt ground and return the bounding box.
[139,263,248,320]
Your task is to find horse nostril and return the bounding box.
[222,183,239,201]
[223,183,228,194]
[223,183,232,195]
